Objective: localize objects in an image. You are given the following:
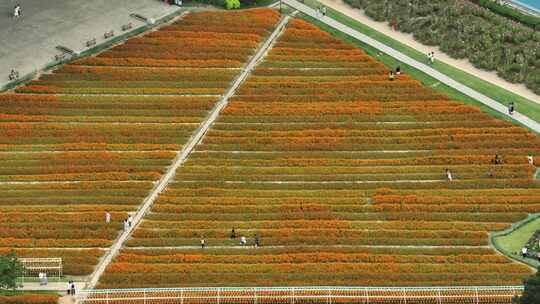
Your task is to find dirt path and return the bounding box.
[317,0,540,104]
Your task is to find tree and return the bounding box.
[224,0,240,9]
[514,268,540,304]
[0,252,23,290]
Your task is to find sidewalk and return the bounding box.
[283,0,540,133]
[316,0,540,105]
[19,281,85,292]
[0,0,181,90]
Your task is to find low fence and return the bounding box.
[78,286,524,304]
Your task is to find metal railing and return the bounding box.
[78,285,524,303]
[19,257,62,283]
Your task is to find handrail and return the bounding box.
[80,285,524,294]
[78,286,524,304]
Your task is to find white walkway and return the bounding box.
[282,0,540,134]
[81,14,293,293]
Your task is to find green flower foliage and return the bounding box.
[342,0,540,95]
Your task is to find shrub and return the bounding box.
[225,0,241,9]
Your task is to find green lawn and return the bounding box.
[298,0,540,124]
[493,217,540,267]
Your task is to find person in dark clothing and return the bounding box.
[230,228,236,239]
[508,102,514,115]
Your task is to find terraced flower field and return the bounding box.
[0,8,280,276]
[99,18,540,288]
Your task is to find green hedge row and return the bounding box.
[342,0,540,95]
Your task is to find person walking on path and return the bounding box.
[200,238,205,249]
[70,281,76,296]
[240,236,247,246]
[230,228,236,239]
[13,5,21,18]
[427,52,432,65]
[445,168,453,181]
[528,155,534,165]
[254,234,260,248]
[521,246,528,258]
[123,219,129,231]
[67,281,72,295]
[321,5,327,16]
[430,52,435,65]
[508,101,514,115]
[127,214,133,227]
[105,211,111,223]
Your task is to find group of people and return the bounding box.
[8,69,19,81]
[13,4,22,18]
[427,52,435,65]
[67,280,76,296]
[388,66,401,81]
[123,215,133,230]
[315,5,327,18]
[200,228,261,249]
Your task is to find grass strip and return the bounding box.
[297,0,540,124]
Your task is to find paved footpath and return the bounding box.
[0,0,181,89]
[80,14,294,296]
[282,0,540,134]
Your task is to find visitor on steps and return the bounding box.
[70,282,76,296]
[240,236,247,246]
[528,155,534,165]
[254,234,260,248]
[201,238,205,249]
[105,211,111,223]
[230,228,236,239]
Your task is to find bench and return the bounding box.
[54,53,67,61]
[86,38,97,47]
[121,23,133,31]
[104,30,115,39]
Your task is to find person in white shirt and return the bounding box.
[445,169,453,181]
[521,247,528,258]
[240,236,247,246]
[105,211,111,223]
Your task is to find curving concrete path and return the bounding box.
[282,0,540,134]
